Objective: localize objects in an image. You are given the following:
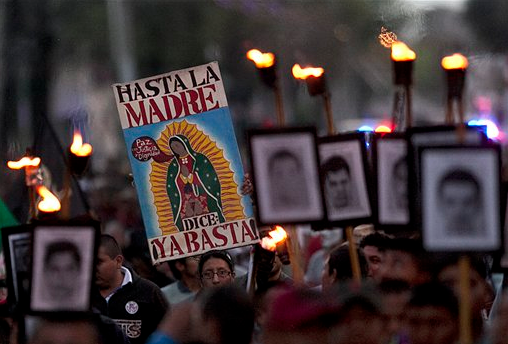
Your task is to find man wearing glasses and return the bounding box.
[198,250,236,288]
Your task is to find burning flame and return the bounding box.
[391,41,416,62]
[7,156,41,169]
[36,185,61,212]
[70,131,93,157]
[246,49,275,68]
[292,64,325,80]
[441,53,468,70]
[260,225,288,251]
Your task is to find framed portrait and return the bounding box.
[372,133,410,229]
[420,144,501,252]
[408,125,487,224]
[248,127,326,226]
[318,132,372,226]
[29,223,99,313]
[1,224,32,310]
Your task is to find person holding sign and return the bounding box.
[166,135,225,232]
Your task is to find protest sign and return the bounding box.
[113,62,258,263]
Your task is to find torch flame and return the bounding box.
[441,53,468,70]
[391,41,416,62]
[292,64,325,80]
[246,49,275,68]
[7,156,41,169]
[260,225,288,251]
[70,131,93,157]
[36,185,61,213]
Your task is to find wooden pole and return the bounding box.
[345,226,362,284]
[459,255,473,344]
[404,83,413,128]
[446,98,454,124]
[274,82,285,127]
[323,92,335,135]
[286,225,304,285]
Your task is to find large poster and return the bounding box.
[113,62,258,264]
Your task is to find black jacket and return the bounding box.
[92,267,169,344]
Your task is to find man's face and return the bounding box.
[271,156,305,204]
[393,161,408,209]
[183,256,200,279]
[437,264,491,315]
[405,305,457,344]
[45,251,80,299]
[325,169,351,209]
[377,250,420,285]
[362,245,384,281]
[440,181,479,231]
[200,257,235,288]
[95,246,121,290]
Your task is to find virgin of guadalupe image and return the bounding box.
[150,120,245,235]
[166,135,225,231]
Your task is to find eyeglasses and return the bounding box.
[201,270,232,280]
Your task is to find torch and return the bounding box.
[391,41,416,129]
[7,154,61,219]
[246,225,290,294]
[61,130,93,219]
[246,49,285,126]
[69,130,93,176]
[260,225,290,265]
[292,64,335,135]
[441,53,468,125]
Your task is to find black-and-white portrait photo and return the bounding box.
[375,137,410,225]
[2,225,32,307]
[319,134,371,224]
[30,225,97,312]
[268,148,309,211]
[249,128,325,225]
[421,146,501,251]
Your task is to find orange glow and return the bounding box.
[70,131,93,157]
[292,64,325,80]
[391,41,416,62]
[260,225,288,251]
[7,156,41,169]
[441,53,468,70]
[375,125,392,133]
[36,185,61,213]
[246,49,275,68]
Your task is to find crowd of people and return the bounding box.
[0,224,502,344]
[0,166,506,344]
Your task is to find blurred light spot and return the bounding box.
[468,119,500,139]
[358,125,374,132]
[375,125,392,133]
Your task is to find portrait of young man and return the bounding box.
[30,226,96,312]
[319,137,372,223]
[421,146,501,252]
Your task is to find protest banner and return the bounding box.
[113,62,258,264]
